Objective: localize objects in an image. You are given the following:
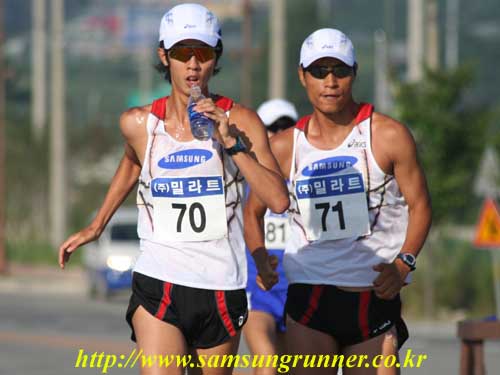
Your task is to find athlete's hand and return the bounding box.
[194,98,235,148]
[372,261,409,300]
[58,226,100,269]
[256,255,279,291]
[251,248,279,291]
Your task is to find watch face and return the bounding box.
[404,254,416,266]
[398,253,416,270]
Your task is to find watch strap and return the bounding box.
[224,135,247,156]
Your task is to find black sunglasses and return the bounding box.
[304,64,354,79]
[168,45,216,63]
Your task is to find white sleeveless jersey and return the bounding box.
[134,96,247,290]
[285,103,409,287]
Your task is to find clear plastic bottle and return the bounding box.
[187,86,214,141]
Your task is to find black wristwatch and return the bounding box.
[396,253,416,271]
[224,135,247,156]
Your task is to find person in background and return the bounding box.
[243,99,298,375]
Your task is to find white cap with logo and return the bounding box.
[159,3,221,49]
[300,28,356,68]
[257,99,299,127]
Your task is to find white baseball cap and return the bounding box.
[158,3,221,49]
[299,28,356,68]
[257,99,298,127]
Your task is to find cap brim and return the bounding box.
[162,33,218,49]
[301,51,355,68]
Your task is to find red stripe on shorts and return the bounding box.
[299,285,324,325]
[215,291,237,337]
[155,282,172,320]
[358,291,371,340]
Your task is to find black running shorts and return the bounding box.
[285,283,408,348]
[126,272,248,349]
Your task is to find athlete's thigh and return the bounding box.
[188,333,241,375]
[132,305,188,375]
[244,310,278,355]
[243,311,278,375]
[286,315,339,375]
[342,326,399,375]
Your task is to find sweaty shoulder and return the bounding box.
[119,104,151,142]
[371,111,417,173]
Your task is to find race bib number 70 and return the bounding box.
[151,176,227,242]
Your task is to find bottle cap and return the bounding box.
[190,85,202,99]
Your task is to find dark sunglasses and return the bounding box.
[304,64,353,79]
[168,45,216,63]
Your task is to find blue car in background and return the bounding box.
[83,207,139,300]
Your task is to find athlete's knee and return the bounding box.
[381,328,399,355]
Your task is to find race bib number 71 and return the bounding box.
[296,173,370,241]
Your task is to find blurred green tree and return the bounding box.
[394,65,492,224]
[394,65,497,318]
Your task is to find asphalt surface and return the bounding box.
[1,264,500,374]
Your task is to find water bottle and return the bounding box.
[187,86,214,141]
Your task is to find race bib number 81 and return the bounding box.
[152,176,227,242]
[296,173,370,241]
[264,213,290,250]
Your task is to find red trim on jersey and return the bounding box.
[215,291,237,337]
[150,95,233,120]
[299,285,324,325]
[358,291,371,340]
[355,103,374,124]
[151,97,167,120]
[295,115,312,131]
[214,95,234,111]
[294,103,373,131]
[155,282,173,320]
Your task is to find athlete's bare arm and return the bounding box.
[119,106,151,165]
[243,128,295,290]
[58,106,150,268]
[371,113,432,299]
[196,100,290,213]
[230,104,291,213]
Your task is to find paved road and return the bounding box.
[1,265,499,374]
